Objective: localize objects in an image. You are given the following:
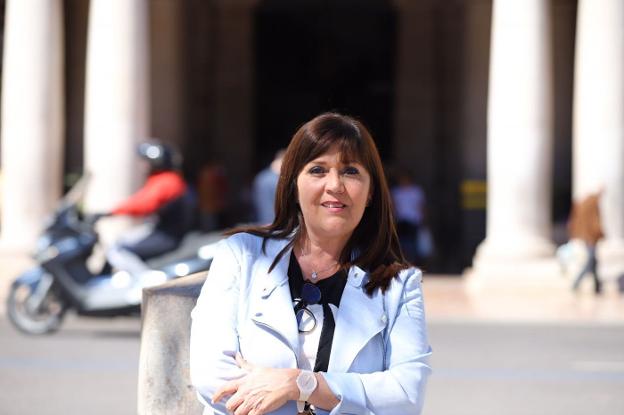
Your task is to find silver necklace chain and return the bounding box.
[299,247,338,282]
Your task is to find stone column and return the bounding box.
[83,0,150,243]
[573,0,624,277]
[0,0,64,249]
[472,0,556,277]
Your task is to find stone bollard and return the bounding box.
[137,273,206,415]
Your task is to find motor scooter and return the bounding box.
[6,176,219,335]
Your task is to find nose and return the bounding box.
[326,169,345,193]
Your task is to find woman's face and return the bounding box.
[296,145,371,242]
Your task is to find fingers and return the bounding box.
[227,390,246,414]
[212,379,239,404]
[248,399,267,415]
[233,394,265,415]
[225,387,283,415]
[212,353,252,406]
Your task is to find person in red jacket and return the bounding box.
[104,141,196,275]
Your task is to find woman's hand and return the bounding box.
[213,354,299,415]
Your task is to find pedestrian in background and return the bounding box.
[252,149,285,224]
[568,191,604,294]
[190,112,431,415]
[391,169,426,264]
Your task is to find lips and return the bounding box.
[321,201,347,208]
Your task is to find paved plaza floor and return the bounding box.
[424,274,624,325]
[1,257,623,414]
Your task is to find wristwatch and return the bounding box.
[296,370,318,412]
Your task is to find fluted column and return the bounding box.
[83,0,149,242]
[473,0,555,273]
[0,0,64,249]
[573,0,624,265]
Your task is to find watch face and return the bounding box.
[297,370,317,398]
[299,372,315,388]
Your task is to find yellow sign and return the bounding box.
[461,180,486,210]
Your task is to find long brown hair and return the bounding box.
[229,112,410,294]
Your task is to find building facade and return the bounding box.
[0,0,622,277]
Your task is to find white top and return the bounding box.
[297,303,339,371]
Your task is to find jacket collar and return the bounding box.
[250,238,300,357]
[263,237,292,293]
[329,266,387,372]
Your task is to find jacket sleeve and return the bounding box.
[322,269,432,414]
[190,238,246,414]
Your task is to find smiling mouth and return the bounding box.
[322,202,347,208]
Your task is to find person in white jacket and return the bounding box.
[190,112,432,415]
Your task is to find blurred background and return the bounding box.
[0,0,623,273]
[0,0,623,414]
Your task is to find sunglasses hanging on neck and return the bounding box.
[293,283,321,333]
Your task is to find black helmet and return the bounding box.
[137,141,178,171]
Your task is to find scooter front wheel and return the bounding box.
[7,275,67,335]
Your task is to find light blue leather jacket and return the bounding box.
[190,233,432,415]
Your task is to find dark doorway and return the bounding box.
[253,0,397,170]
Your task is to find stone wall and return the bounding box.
[137,273,206,415]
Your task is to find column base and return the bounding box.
[464,258,567,291]
[0,243,36,309]
[0,237,35,254]
[598,238,624,281]
[467,236,567,291]
[473,235,556,266]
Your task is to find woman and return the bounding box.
[190,113,432,415]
